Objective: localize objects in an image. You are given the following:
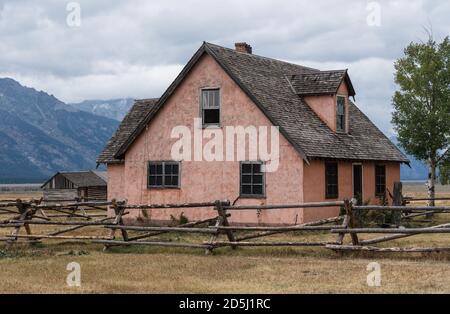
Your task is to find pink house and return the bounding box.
[97,42,408,225]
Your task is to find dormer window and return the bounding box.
[336,96,346,132]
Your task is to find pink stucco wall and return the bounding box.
[109,53,305,225]
[302,160,400,222]
[303,81,350,132]
[107,55,401,225]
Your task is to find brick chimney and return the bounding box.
[235,42,252,54]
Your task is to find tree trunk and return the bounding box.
[427,158,436,208]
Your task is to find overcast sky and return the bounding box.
[0,0,449,135]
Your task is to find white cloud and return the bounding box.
[0,0,449,133]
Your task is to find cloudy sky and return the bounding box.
[0,0,449,135]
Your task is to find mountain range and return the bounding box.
[389,136,428,181]
[0,78,119,183]
[69,98,134,121]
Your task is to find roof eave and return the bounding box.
[113,43,209,159]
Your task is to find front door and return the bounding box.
[353,164,363,203]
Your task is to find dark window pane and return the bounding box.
[252,163,261,173]
[253,174,263,184]
[242,175,252,184]
[156,164,163,174]
[156,176,163,186]
[325,162,339,198]
[165,164,172,174]
[149,176,156,186]
[172,164,179,174]
[242,163,252,173]
[252,185,263,195]
[242,185,252,195]
[149,164,157,174]
[171,176,179,186]
[204,109,220,124]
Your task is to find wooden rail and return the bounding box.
[1,182,449,256]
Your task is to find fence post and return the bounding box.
[392,181,403,225]
[205,209,223,255]
[336,198,359,246]
[348,198,359,246]
[103,199,127,251]
[7,199,33,247]
[217,200,236,249]
[336,199,351,245]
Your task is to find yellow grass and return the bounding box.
[1,185,450,293]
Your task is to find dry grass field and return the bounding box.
[1,183,450,293]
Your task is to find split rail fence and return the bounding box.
[1,185,450,255]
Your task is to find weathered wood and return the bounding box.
[47,218,115,237]
[405,197,450,202]
[206,215,223,254]
[0,223,23,228]
[236,216,343,242]
[213,225,344,231]
[345,199,359,245]
[326,244,450,253]
[0,208,20,215]
[7,200,32,246]
[95,239,210,249]
[215,200,236,249]
[224,201,345,210]
[360,223,450,245]
[331,228,450,234]
[50,208,91,219]
[8,219,115,226]
[34,201,114,209]
[207,241,340,247]
[104,199,127,250]
[105,225,218,234]
[124,201,220,209]
[336,215,351,245]
[10,234,113,240]
[353,205,450,211]
[402,211,437,219]
[124,216,222,242]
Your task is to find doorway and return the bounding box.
[353,164,363,204]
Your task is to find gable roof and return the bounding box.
[97,42,408,164]
[97,98,159,163]
[289,70,356,97]
[41,171,107,188]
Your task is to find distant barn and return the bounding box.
[41,171,107,201]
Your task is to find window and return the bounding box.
[336,96,346,132]
[375,165,386,196]
[148,161,180,188]
[325,162,338,199]
[240,162,265,197]
[201,89,220,126]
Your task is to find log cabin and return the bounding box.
[41,170,107,201]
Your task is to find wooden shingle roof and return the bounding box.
[41,171,107,188]
[97,98,159,163]
[97,42,408,164]
[289,70,356,96]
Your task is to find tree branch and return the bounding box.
[437,147,450,163]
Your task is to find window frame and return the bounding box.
[200,88,221,128]
[147,161,181,189]
[239,161,266,198]
[336,95,346,133]
[325,161,339,199]
[375,164,386,197]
